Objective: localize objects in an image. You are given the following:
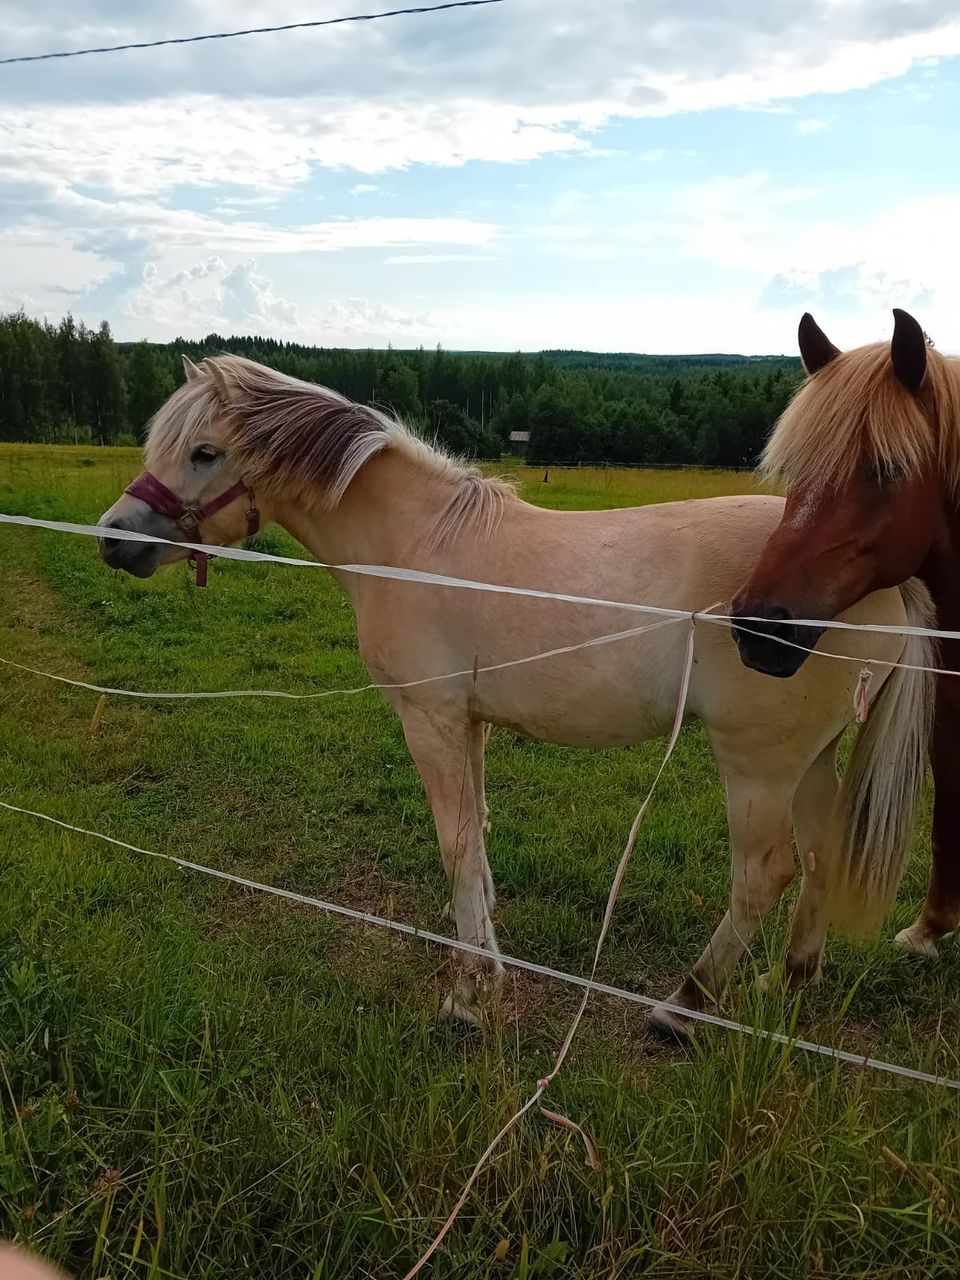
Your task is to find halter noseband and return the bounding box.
[124,471,260,587]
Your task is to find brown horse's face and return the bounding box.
[732,309,942,678]
[732,467,939,677]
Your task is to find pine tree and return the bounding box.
[87,321,127,445]
[127,341,175,435]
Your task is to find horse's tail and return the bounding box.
[828,578,936,935]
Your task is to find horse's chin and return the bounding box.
[732,630,813,679]
[126,554,162,579]
[98,539,163,579]
[738,649,808,679]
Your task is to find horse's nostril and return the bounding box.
[756,617,798,650]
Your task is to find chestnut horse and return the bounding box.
[98,355,934,1031]
[732,309,958,957]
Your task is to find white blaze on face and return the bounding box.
[789,483,825,531]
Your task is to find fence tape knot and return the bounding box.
[855,664,874,725]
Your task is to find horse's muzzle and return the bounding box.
[97,517,162,578]
[730,603,825,679]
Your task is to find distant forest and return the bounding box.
[0,310,803,469]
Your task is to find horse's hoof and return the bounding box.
[756,970,778,996]
[646,1004,695,1043]
[894,924,939,959]
[438,992,481,1026]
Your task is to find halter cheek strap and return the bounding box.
[124,471,260,587]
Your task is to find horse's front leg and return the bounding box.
[896,681,960,957]
[400,704,502,1023]
[441,720,495,921]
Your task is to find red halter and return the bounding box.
[124,471,260,587]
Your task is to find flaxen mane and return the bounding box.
[146,355,514,546]
[762,341,960,493]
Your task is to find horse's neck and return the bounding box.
[273,449,464,579]
[917,472,960,709]
[918,368,960,617]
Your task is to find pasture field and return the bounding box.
[1,445,960,1279]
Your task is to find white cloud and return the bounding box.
[0,98,592,200]
[0,226,119,313]
[4,179,498,257]
[0,178,499,335]
[4,1,960,349]
[210,195,284,215]
[760,262,932,313]
[597,173,960,348]
[637,147,699,161]
[6,1,960,113]
[426,285,959,358]
[122,254,433,342]
[1,4,958,198]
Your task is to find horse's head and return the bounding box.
[98,357,261,581]
[732,309,949,677]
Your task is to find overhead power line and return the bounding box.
[0,0,504,67]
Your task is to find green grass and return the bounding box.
[1,445,959,1279]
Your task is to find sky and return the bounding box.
[2,0,960,354]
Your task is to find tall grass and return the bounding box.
[0,446,958,1279]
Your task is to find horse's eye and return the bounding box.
[191,445,220,464]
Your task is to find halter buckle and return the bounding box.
[123,470,256,589]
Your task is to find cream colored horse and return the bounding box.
[98,356,935,1035]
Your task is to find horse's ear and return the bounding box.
[891,308,927,393]
[181,355,201,383]
[208,358,242,407]
[798,312,840,375]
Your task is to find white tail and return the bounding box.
[829,578,936,933]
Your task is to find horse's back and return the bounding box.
[368,491,908,759]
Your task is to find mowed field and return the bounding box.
[2,445,960,1280]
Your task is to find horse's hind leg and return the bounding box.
[783,740,841,986]
[896,704,958,958]
[400,705,502,1023]
[649,771,796,1040]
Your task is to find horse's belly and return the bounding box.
[475,670,678,748]
[485,714,674,748]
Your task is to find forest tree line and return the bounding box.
[0,310,804,469]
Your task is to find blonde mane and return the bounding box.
[762,341,960,492]
[145,355,514,546]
